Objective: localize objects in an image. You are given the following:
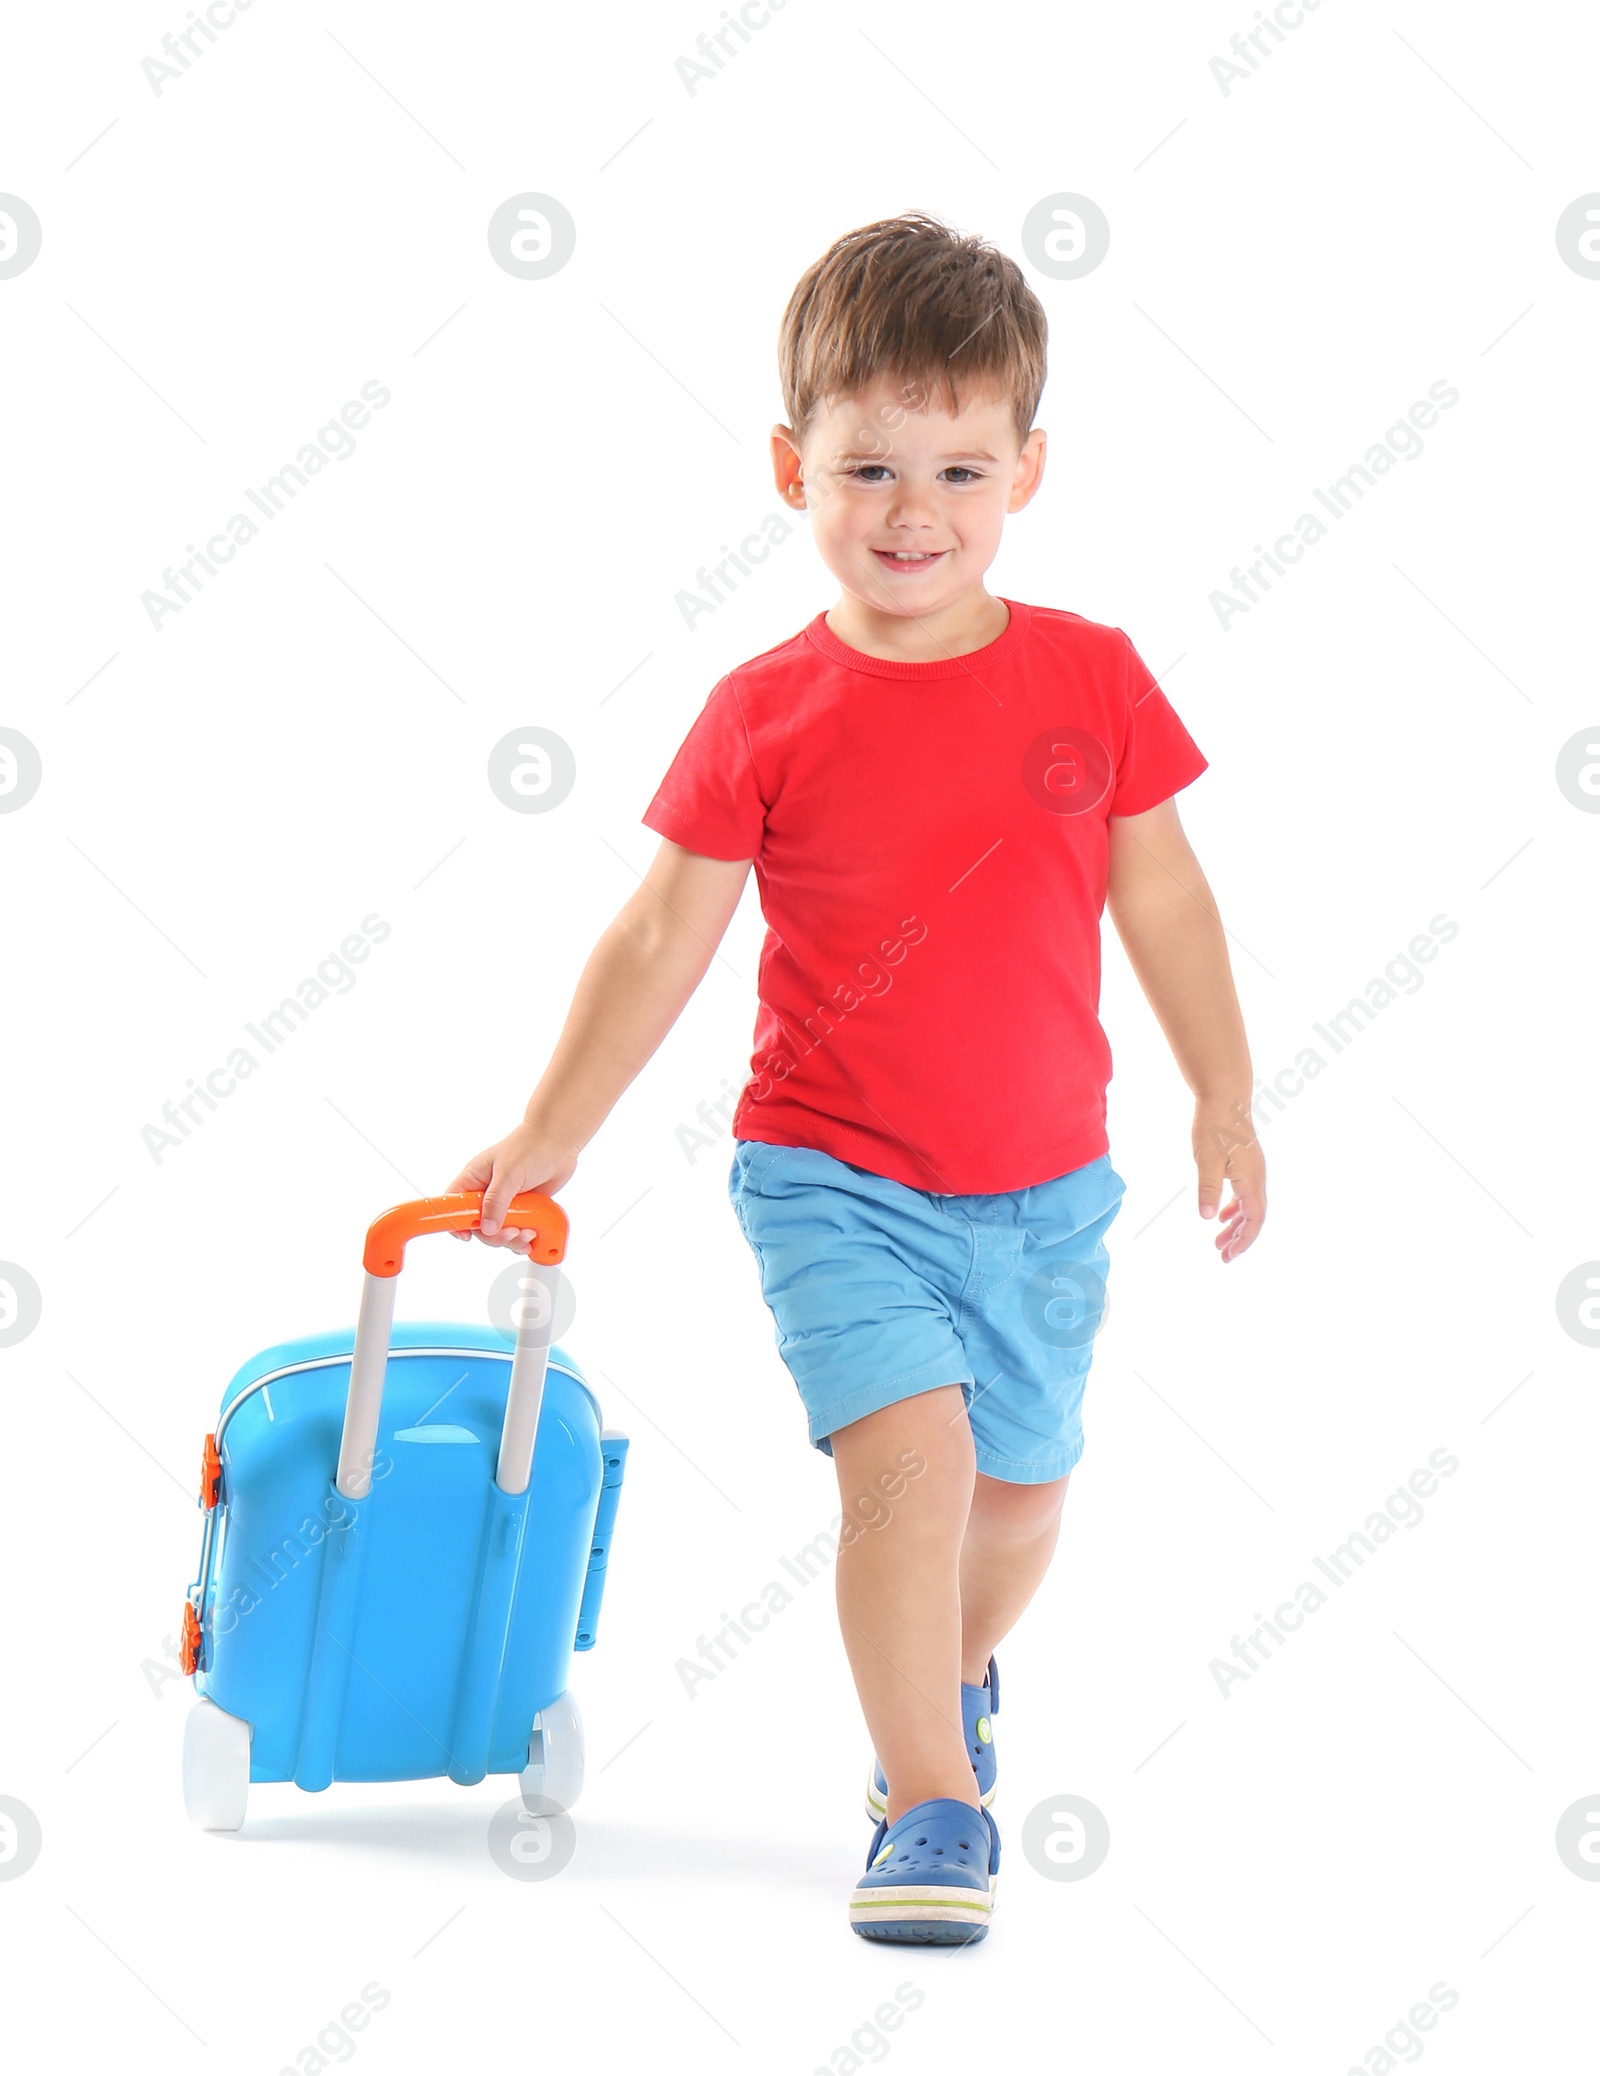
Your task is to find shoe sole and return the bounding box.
[865,1772,997,1823]
[849,1875,998,1945]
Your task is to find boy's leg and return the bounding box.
[828,1386,979,1825]
[957,1472,1070,1682]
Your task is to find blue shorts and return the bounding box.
[727,1139,1126,1484]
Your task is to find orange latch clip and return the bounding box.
[179,1599,202,1676]
[200,1433,222,1509]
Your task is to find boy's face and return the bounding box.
[771,380,1045,623]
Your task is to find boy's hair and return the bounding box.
[778,212,1047,444]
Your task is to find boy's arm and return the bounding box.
[448,838,753,1249]
[1105,798,1266,1262]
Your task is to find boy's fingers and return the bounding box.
[447,1138,565,1247]
[445,1157,493,1238]
[1217,1181,1266,1259]
[480,1163,519,1237]
[1196,1161,1227,1220]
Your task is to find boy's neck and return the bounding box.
[824,587,1010,664]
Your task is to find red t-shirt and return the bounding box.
[642,599,1207,1194]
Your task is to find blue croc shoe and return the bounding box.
[865,1656,999,1822]
[850,1797,999,1944]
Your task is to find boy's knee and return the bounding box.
[973,1471,1069,1533]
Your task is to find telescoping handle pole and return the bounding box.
[335,1191,569,1500]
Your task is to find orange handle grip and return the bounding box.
[362,1191,568,1277]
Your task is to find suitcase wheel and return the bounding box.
[183,1697,251,1831]
[519,1689,584,1814]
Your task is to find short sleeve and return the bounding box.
[641,676,766,861]
[1110,633,1208,816]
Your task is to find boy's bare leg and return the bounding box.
[829,1387,979,1825]
[957,1472,1071,1682]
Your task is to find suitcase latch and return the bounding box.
[199,1433,222,1510]
[179,1598,203,1676]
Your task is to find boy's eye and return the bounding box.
[841,464,984,484]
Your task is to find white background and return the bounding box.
[3,0,1597,2069]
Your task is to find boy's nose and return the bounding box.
[884,488,941,529]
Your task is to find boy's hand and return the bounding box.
[1192,1096,1266,1264]
[445,1122,579,1256]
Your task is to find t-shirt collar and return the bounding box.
[803,598,1032,680]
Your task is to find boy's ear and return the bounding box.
[1007,427,1047,513]
[771,424,807,510]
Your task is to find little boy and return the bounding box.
[451,213,1266,1945]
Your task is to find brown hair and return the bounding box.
[777,212,1047,444]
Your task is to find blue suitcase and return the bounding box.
[179,1190,626,1830]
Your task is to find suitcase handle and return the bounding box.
[362,1190,568,1275]
[337,1193,569,1500]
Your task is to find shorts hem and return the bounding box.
[971,1434,1084,1485]
[804,1359,976,1450]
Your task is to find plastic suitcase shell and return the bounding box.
[181,1192,626,1801]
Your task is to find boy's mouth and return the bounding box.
[871,548,948,573]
